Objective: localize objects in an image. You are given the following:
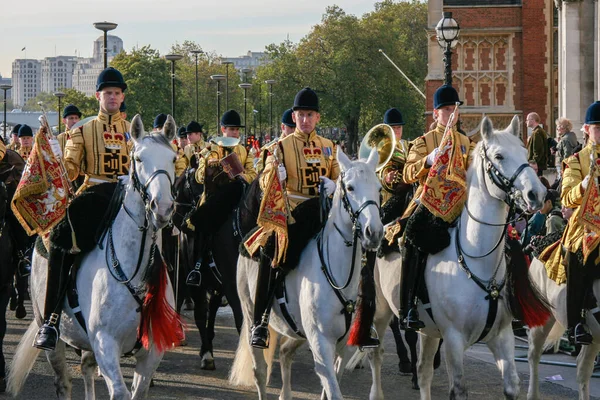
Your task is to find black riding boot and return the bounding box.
[566,252,593,345]
[33,248,73,351]
[250,246,278,349]
[399,242,425,330]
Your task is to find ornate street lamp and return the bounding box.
[93,21,118,69]
[241,68,252,83]
[210,74,226,133]
[190,49,204,121]
[54,91,65,133]
[239,83,252,137]
[221,60,234,109]
[165,54,184,120]
[0,84,11,142]
[265,80,276,140]
[435,12,460,86]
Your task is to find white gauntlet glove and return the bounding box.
[319,176,336,197]
[426,148,439,167]
[581,175,591,190]
[49,138,63,159]
[277,164,287,182]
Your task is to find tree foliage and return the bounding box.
[23,88,98,119]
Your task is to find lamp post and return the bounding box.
[210,74,226,132]
[54,91,65,133]
[435,12,460,86]
[93,21,118,69]
[239,83,252,138]
[190,49,204,121]
[165,54,183,120]
[221,61,234,109]
[265,80,276,141]
[0,84,11,142]
[241,68,252,83]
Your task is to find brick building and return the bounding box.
[426,0,558,139]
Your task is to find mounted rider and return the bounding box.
[17,124,34,160]
[57,104,82,152]
[397,85,475,329]
[34,67,131,351]
[552,101,600,345]
[182,121,206,170]
[255,108,296,174]
[248,87,341,348]
[7,124,21,151]
[174,126,188,177]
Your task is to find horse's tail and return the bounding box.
[229,320,278,387]
[348,262,376,347]
[140,254,185,353]
[8,321,41,396]
[345,348,369,371]
[505,237,552,328]
[543,319,565,352]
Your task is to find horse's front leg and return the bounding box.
[367,298,394,400]
[93,336,131,400]
[279,336,304,400]
[307,332,343,400]
[80,350,97,400]
[201,291,221,370]
[526,318,556,400]
[486,324,520,399]
[131,347,164,400]
[417,334,440,400]
[576,342,600,400]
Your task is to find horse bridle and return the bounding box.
[320,171,380,291]
[480,144,531,208]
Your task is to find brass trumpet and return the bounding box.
[358,124,399,192]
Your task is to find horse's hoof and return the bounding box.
[15,304,27,319]
[398,361,412,375]
[200,359,216,370]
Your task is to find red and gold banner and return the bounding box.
[11,132,70,236]
[420,129,467,223]
[244,165,290,266]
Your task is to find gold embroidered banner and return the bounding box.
[420,129,467,223]
[11,132,70,235]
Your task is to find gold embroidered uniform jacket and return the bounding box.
[57,131,68,153]
[402,124,475,218]
[0,140,5,161]
[64,111,131,193]
[7,141,18,152]
[18,146,32,161]
[205,142,256,183]
[261,129,340,210]
[182,140,207,170]
[379,139,409,205]
[173,144,187,177]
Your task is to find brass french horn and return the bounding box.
[359,124,405,193]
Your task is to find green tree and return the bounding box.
[22,89,97,121]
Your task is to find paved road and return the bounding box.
[5,303,594,399]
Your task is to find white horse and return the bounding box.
[8,115,179,400]
[527,258,600,399]
[368,116,548,400]
[229,148,384,400]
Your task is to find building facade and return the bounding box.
[220,51,268,71]
[73,35,124,96]
[0,75,11,99]
[41,56,78,93]
[426,0,557,140]
[12,59,41,108]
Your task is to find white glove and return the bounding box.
[49,139,62,159]
[426,148,439,167]
[277,164,287,182]
[319,176,336,197]
[582,175,591,190]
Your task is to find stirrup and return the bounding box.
[574,323,593,346]
[33,314,60,351]
[250,324,270,349]
[405,308,425,331]
[186,261,202,287]
[359,326,380,350]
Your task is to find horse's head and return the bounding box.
[129,114,177,230]
[477,116,546,212]
[334,148,384,251]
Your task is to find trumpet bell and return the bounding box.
[358,124,396,171]
[210,136,240,148]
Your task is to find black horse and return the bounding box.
[172,163,260,369]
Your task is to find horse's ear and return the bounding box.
[480,116,494,142]
[337,146,352,172]
[130,114,146,142]
[509,115,521,137]
[366,147,378,171]
[163,114,176,141]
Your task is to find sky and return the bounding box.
[0,0,381,78]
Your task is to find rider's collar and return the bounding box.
[293,129,317,143]
[97,110,123,125]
